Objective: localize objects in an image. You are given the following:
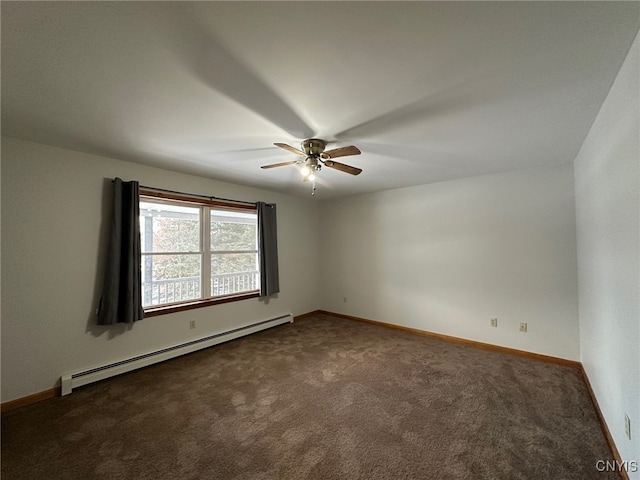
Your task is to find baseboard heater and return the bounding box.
[61,313,293,396]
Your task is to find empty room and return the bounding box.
[1,2,638,479]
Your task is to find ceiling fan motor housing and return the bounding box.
[302,138,327,156]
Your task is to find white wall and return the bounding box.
[574,30,640,475]
[1,137,321,403]
[320,164,580,360]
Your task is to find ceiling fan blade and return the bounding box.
[261,160,299,169]
[324,160,362,176]
[323,145,361,159]
[274,143,305,156]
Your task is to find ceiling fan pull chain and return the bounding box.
[311,180,316,196]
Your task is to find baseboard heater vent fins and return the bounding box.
[61,313,293,395]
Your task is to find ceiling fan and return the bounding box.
[261,139,362,194]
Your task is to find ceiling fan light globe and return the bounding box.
[308,173,316,181]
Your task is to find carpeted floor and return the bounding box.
[2,313,618,479]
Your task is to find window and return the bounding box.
[140,192,259,314]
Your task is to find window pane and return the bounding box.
[211,253,257,274]
[211,253,258,296]
[140,201,200,253]
[210,210,257,251]
[142,254,201,306]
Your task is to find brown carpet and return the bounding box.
[2,313,617,479]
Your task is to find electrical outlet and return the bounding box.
[625,414,631,440]
[189,320,196,329]
[490,318,498,327]
[519,322,527,332]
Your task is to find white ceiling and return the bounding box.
[2,2,639,198]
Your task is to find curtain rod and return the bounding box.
[138,183,257,207]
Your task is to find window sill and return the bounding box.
[143,291,260,317]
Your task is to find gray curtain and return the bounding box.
[97,178,144,325]
[257,202,280,297]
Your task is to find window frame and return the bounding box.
[140,189,259,317]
